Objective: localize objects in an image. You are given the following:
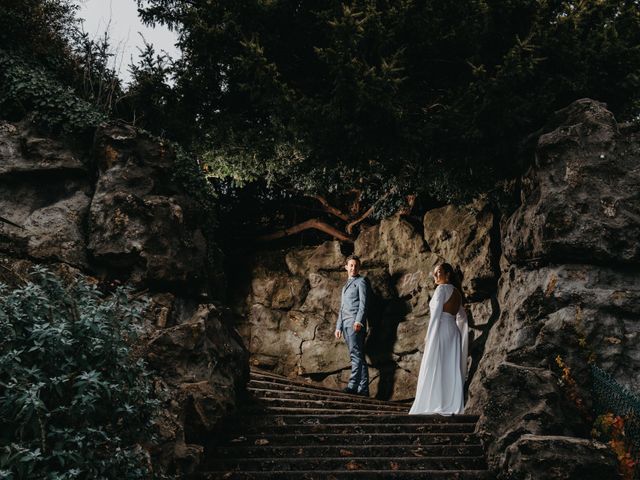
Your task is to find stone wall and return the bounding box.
[0,120,248,475]
[236,205,500,401]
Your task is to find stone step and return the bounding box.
[207,456,487,472]
[210,444,485,459]
[249,389,411,411]
[243,406,428,415]
[252,397,409,412]
[248,379,409,405]
[248,384,407,407]
[194,470,494,479]
[224,432,481,446]
[224,422,477,435]
[198,370,490,479]
[250,371,409,401]
[232,414,480,427]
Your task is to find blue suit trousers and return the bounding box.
[343,323,369,394]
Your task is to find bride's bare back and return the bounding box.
[443,287,462,315]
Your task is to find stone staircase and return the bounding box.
[195,369,492,479]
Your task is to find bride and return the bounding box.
[409,263,468,415]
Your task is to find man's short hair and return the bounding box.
[346,254,361,265]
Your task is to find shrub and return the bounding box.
[0,267,161,479]
[0,52,106,134]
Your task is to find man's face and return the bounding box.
[346,259,360,277]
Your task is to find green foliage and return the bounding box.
[0,51,106,134]
[0,0,122,128]
[137,0,640,207]
[171,146,219,222]
[0,268,160,479]
[0,0,78,72]
[125,42,178,138]
[69,30,124,114]
[170,146,225,286]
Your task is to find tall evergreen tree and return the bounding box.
[142,1,640,237]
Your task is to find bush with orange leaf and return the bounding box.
[555,355,638,480]
[555,355,590,420]
[592,413,638,480]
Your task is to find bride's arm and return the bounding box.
[425,285,446,341]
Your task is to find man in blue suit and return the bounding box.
[335,254,370,396]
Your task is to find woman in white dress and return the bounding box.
[409,263,469,415]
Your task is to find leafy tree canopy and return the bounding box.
[137,0,640,214]
[3,0,640,240]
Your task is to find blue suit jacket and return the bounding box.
[336,275,370,332]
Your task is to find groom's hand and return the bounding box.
[335,330,342,340]
[354,323,362,333]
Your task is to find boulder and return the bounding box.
[395,270,428,299]
[355,216,443,276]
[395,352,425,400]
[470,361,585,465]
[145,301,248,473]
[468,298,496,329]
[364,267,396,300]
[88,124,213,292]
[244,304,304,374]
[504,265,636,383]
[393,316,427,355]
[1,188,90,267]
[424,199,499,300]
[467,261,640,469]
[0,121,91,264]
[300,271,343,314]
[353,223,388,267]
[24,192,90,267]
[0,121,85,176]
[379,215,434,276]
[285,240,345,276]
[300,337,350,375]
[502,435,618,480]
[465,100,640,477]
[250,273,309,310]
[503,99,640,266]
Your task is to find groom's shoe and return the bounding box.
[357,390,370,397]
[343,387,357,395]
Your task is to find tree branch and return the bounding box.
[346,192,390,234]
[349,189,362,217]
[257,218,352,243]
[308,194,350,222]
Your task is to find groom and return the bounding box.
[335,254,370,397]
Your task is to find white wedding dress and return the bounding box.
[409,283,468,415]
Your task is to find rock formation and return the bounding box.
[2,97,634,478]
[234,99,634,478]
[0,120,247,475]
[467,99,634,477]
